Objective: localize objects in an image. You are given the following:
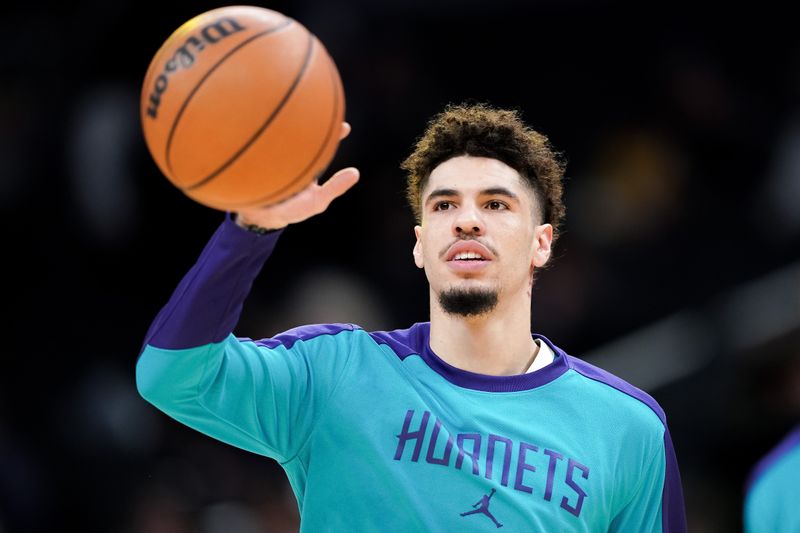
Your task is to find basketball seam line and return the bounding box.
[182,30,315,192]
[162,16,294,179]
[234,44,342,207]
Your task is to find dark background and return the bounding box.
[3,1,800,531]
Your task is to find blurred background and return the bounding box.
[2,0,799,531]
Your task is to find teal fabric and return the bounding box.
[138,326,670,532]
[745,427,800,533]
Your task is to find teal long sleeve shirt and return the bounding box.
[136,215,687,532]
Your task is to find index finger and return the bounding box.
[340,122,351,140]
[316,167,360,209]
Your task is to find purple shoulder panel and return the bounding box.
[565,356,667,425]
[249,323,358,350]
[367,323,428,360]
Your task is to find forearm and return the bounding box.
[136,215,284,452]
[141,213,282,351]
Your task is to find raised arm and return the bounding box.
[136,123,359,461]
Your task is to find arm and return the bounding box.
[609,427,687,533]
[137,124,359,461]
[141,121,357,351]
[137,217,356,461]
[138,214,281,353]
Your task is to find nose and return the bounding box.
[453,203,485,236]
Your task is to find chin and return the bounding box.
[445,279,499,294]
[446,279,488,289]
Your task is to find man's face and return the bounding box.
[413,155,553,315]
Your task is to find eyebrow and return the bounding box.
[482,187,519,200]
[424,188,459,205]
[424,186,520,206]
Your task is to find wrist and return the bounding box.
[242,223,278,235]
[234,214,284,234]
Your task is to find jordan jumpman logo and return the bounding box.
[460,488,503,528]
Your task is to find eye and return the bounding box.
[434,201,454,211]
[486,200,508,210]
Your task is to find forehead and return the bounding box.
[423,155,535,200]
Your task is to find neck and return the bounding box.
[429,288,538,376]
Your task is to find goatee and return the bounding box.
[439,287,498,317]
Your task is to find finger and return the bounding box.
[339,122,351,140]
[317,167,359,207]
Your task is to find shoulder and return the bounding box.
[561,351,668,432]
[364,322,430,359]
[243,322,430,358]
[746,425,800,495]
[243,323,363,350]
[744,425,800,530]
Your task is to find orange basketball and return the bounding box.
[140,6,345,210]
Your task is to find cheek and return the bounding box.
[506,232,538,269]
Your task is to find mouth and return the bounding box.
[444,241,493,273]
[450,251,488,262]
[444,240,494,261]
[446,252,490,273]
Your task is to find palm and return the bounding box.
[236,122,358,230]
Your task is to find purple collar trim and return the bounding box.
[373,322,570,393]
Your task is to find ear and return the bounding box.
[413,225,424,268]
[532,223,553,268]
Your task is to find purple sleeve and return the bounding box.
[662,427,687,533]
[141,213,284,351]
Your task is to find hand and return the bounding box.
[235,122,359,230]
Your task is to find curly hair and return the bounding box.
[401,103,566,243]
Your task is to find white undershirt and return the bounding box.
[526,339,555,373]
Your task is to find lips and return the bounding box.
[445,240,493,262]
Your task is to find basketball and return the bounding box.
[140,6,345,210]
